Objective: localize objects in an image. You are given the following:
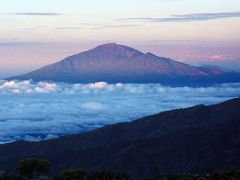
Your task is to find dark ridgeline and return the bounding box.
[9,43,240,86]
[0,98,240,180]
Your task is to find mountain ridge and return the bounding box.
[0,98,240,179]
[9,43,239,85]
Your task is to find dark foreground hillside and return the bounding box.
[0,98,240,180]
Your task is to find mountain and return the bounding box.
[0,98,240,179]
[198,60,240,73]
[9,43,240,85]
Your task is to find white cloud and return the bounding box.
[209,54,225,61]
[88,82,109,89]
[81,102,106,111]
[0,80,239,144]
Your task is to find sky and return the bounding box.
[0,0,240,78]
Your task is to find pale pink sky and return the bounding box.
[1,41,239,78]
[0,0,240,77]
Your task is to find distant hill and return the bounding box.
[199,60,240,73]
[0,98,240,180]
[9,43,240,85]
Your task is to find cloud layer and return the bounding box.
[7,12,62,16]
[0,41,47,47]
[0,80,239,144]
[119,11,240,23]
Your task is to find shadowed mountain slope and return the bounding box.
[0,98,240,179]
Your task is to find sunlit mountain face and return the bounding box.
[0,79,240,144]
[9,43,240,85]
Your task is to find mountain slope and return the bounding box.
[10,43,237,85]
[0,98,240,179]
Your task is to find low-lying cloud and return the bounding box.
[0,80,239,144]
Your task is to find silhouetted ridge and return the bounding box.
[0,98,240,180]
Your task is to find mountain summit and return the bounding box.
[10,43,239,85]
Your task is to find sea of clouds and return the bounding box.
[0,80,240,144]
